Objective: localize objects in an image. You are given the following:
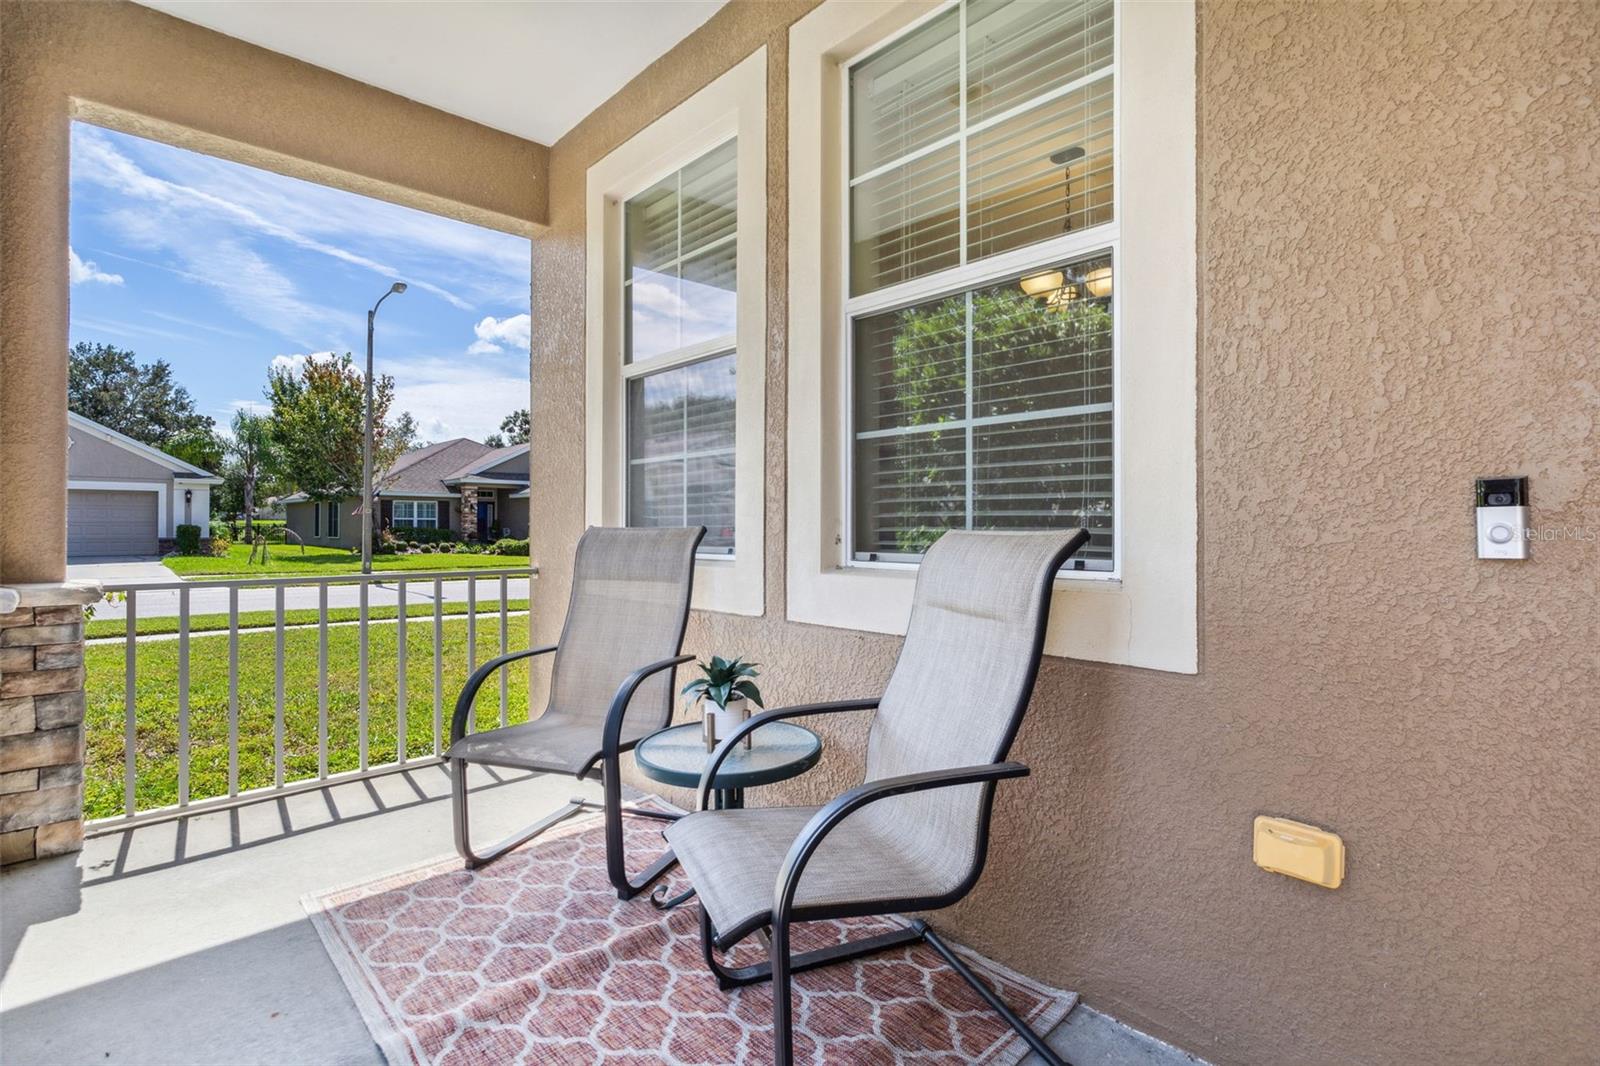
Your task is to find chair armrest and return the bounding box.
[593,653,698,765]
[771,761,1029,919]
[695,699,881,812]
[449,644,558,744]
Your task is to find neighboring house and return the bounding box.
[280,439,529,549]
[66,411,222,559]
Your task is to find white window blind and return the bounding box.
[847,0,1117,571]
[623,139,739,555]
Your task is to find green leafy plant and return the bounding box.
[681,656,764,712]
[173,524,202,555]
[487,537,529,556]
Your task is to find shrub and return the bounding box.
[173,524,202,555]
[439,541,456,553]
[407,540,421,551]
[395,527,457,545]
[209,519,231,541]
[487,538,529,556]
[208,536,232,556]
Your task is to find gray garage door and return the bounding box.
[68,489,159,559]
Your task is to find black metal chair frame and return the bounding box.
[450,649,692,898]
[688,530,1088,1066]
[448,526,703,901]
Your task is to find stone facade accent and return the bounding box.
[0,580,102,866]
[460,484,480,542]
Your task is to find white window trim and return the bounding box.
[787,0,1196,673]
[585,48,767,617]
[327,500,340,539]
[393,500,439,530]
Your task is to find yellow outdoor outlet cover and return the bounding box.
[1253,816,1344,889]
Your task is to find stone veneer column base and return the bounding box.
[0,580,103,866]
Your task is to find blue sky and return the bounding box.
[68,121,531,444]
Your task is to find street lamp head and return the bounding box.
[390,281,407,294]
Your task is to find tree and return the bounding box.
[68,342,214,446]
[225,411,277,539]
[497,409,530,446]
[875,284,1113,554]
[266,354,415,518]
[164,425,226,476]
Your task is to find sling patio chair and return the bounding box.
[447,524,704,900]
[664,528,1089,1065]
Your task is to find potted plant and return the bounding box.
[681,656,764,752]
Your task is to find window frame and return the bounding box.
[391,499,439,530]
[786,0,1197,673]
[842,0,1121,579]
[327,499,340,539]
[312,501,322,539]
[619,139,741,558]
[584,48,768,617]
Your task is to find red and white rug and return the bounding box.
[304,806,1074,1065]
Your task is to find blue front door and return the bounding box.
[476,500,493,540]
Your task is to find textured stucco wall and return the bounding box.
[529,1,1600,1062]
[0,0,547,584]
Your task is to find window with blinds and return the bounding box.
[847,0,1117,572]
[623,139,738,554]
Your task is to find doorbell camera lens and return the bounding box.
[1486,492,1512,506]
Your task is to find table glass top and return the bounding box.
[633,721,822,790]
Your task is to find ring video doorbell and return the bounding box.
[1475,476,1529,560]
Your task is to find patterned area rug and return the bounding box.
[305,806,1075,1065]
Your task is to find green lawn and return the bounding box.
[163,543,527,577]
[86,600,531,640]
[84,613,536,819]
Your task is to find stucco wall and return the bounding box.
[528,1,1600,1063]
[285,499,360,551]
[0,0,547,584]
[65,430,173,483]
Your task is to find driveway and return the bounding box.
[66,558,531,620]
[65,556,171,582]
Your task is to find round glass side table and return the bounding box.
[634,720,823,811]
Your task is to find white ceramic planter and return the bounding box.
[701,695,752,750]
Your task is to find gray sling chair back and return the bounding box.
[665,528,1089,1066]
[447,525,704,900]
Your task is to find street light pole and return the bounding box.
[363,281,407,575]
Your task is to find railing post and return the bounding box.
[123,590,137,819]
[177,586,190,808]
[466,575,477,735]
[228,586,239,797]
[499,574,509,727]
[433,577,444,755]
[317,582,329,779]
[358,579,369,771]
[396,580,408,763]
[275,586,286,788]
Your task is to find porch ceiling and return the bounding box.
[133,0,729,144]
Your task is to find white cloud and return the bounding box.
[468,313,531,355]
[69,247,124,286]
[384,354,528,443]
[269,351,338,374]
[71,126,473,312]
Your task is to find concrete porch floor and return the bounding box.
[0,765,1204,1066]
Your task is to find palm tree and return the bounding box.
[227,410,276,541]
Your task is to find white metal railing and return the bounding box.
[88,566,536,833]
